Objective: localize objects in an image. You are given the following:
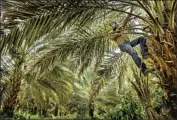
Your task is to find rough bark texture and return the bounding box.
[2,59,23,118]
[148,8,177,119]
[149,33,177,120]
[3,79,21,118]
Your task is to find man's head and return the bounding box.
[109,21,118,31]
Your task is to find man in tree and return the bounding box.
[109,21,154,75]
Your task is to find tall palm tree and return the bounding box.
[132,1,177,119]
[1,54,77,118]
[0,34,78,117]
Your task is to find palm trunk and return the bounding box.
[149,30,177,119]
[89,101,94,119]
[31,106,37,115]
[3,79,21,118]
[54,104,59,116]
[149,34,177,119]
[148,23,177,120]
[146,2,177,119]
[42,109,47,117]
[165,86,177,119]
[130,73,164,120]
[2,59,23,118]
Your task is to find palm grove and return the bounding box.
[0,0,176,119]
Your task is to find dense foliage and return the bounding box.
[0,0,176,119]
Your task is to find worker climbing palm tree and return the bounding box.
[109,21,154,75]
[108,6,154,75]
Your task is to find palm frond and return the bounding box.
[2,0,111,53]
[31,27,110,73]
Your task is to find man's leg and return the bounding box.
[119,43,148,73]
[129,36,149,58]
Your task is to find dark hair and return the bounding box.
[109,21,118,31]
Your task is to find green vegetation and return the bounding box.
[0,0,176,119]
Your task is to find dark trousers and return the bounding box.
[119,36,148,72]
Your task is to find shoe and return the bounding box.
[142,68,155,76]
[142,53,150,59]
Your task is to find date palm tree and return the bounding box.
[0,47,77,117]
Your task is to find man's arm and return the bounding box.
[121,6,134,29]
[109,31,121,41]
